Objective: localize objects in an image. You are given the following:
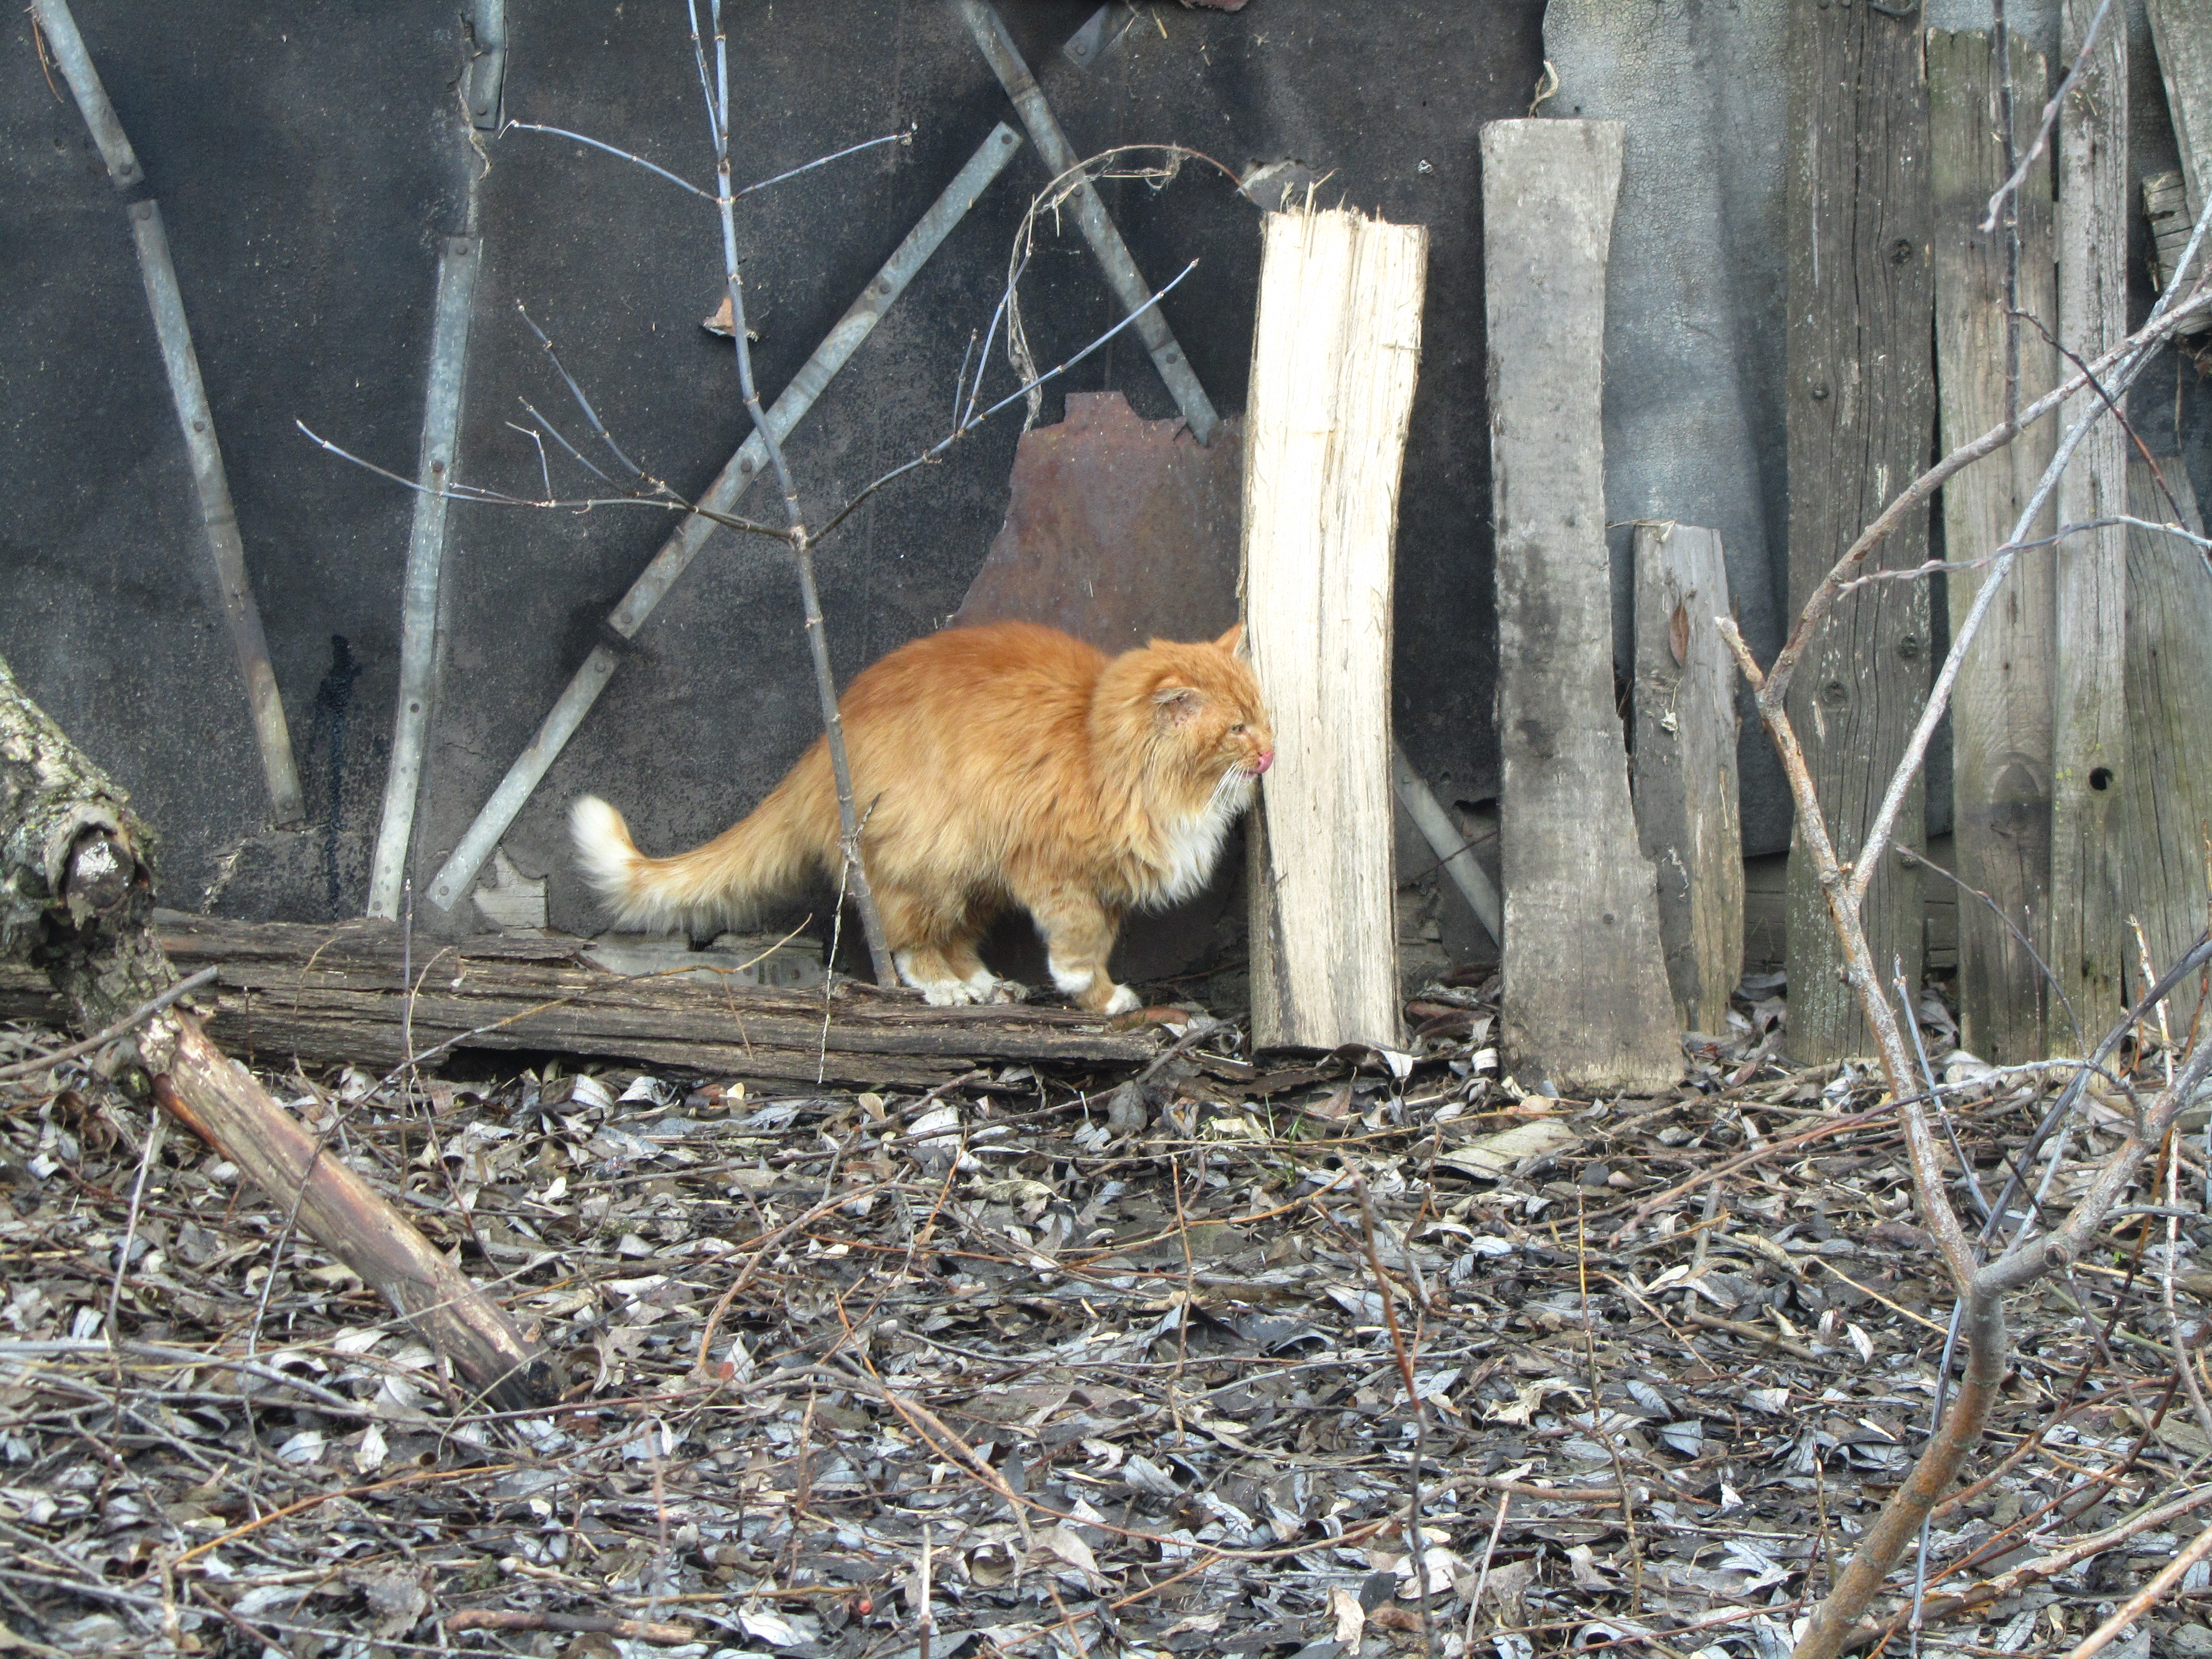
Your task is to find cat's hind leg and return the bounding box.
[878,884,1023,1006]
[1023,888,1136,1016]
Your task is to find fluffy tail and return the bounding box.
[569,792,818,934]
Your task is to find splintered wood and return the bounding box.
[1482,120,1679,1094]
[1930,30,2059,1065]
[1630,524,1742,1038]
[1242,206,1426,1053]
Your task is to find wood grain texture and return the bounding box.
[145,914,1161,1087]
[2122,459,2212,1035]
[1482,120,1679,1094]
[2146,0,2210,334]
[1930,30,2060,1064]
[1630,524,1743,1037]
[2051,0,2131,1034]
[1782,1,1934,1061]
[1243,207,1426,1053]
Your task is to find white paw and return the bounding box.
[917,979,982,1007]
[1100,983,1141,1017]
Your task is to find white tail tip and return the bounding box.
[569,795,640,907]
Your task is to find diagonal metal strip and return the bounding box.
[34,0,306,825]
[425,121,1024,911]
[367,234,481,919]
[952,0,1220,445]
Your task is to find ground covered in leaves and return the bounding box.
[4,977,2210,1659]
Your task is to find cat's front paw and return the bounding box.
[917,980,977,1007]
[1098,983,1141,1017]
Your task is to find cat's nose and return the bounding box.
[1254,748,1274,773]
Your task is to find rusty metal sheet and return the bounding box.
[953,391,1241,651]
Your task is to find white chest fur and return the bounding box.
[1141,773,1256,908]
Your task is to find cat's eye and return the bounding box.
[1230,722,1247,734]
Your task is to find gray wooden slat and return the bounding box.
[1482,119,1679,1095]
[1781,2,1935,1061]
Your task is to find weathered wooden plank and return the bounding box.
[2149,0,2212,334]
[2144,173,2208,337]
[2051,0,2132,1033]
[1930,29,2060,1064]
[1482,120,1679,1095]
[138,913,1161,1086]
[1629,524,1743,1037]
[2122,458,2212,1036]
[1782,1,1935,1061]
[1243,206,1426,1053]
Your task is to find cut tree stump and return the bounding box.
[1482,119,1680,1095]
[2122,458,2212,1033]
[1930,29,2060,1064]
[2051,0,2132,1032]
[1629,523,1742,1038]
[1782,0,1936,1062]
[1242,206,1426,1053]
[0,651,551,1409]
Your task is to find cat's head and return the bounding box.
[1102,623,1274,807]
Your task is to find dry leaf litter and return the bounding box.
[3,973,2210,1659]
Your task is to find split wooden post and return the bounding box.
[2051,0,2132,1031]
[1242,207,1426,1052]
[1929,30,2060,1064]
[0,652,552,1410]
[1782,1,1936,1061]
[2121,459,2212,1039]
[1628,524,1742,1037]
[1482,120,1679,1094]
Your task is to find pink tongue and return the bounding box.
[1254,750,1274,774]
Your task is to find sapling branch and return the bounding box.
[695,0,894,989]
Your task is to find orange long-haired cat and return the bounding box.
[570,621,1272,1015]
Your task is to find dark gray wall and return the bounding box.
[3,0,1544,943]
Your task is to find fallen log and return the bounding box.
[6,911,1166,1087]
[0,651,552,1410]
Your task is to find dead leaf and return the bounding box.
[1669,598,1691,666]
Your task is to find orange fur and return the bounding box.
[571,621,1273,1013]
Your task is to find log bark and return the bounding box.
[1929,29,2060,1063]
[1482,119,1681,1095]
[0,651,551,1410]
[1243,206,1425,1053]
[1782,0,1934,1061]
[1629,523,1743,1037]
[5,912,1165,1086]
[2050,0,2132,1032]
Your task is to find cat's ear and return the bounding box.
[1152,681,1202,723]
[1214,622,1247,656]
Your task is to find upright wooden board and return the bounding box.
[2051,0,2132,1032]
[1630,524,1743,1037]
[1782,1,1935,1061]
[1930,30,2060,1064]
[1482,120,1679,1095]
[2123,460,2212,1036]
[2149,0,2211,331]
[1242,207,1426,1053]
